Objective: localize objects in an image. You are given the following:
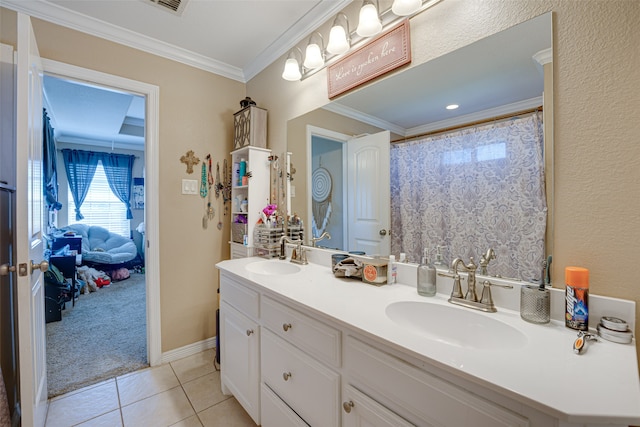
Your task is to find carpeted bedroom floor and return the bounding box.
[46,271,148,398]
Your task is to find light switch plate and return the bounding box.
[181,179,198,195]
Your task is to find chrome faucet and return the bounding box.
[310,231,331,248]
[440,255,512,313]
[279,235,308,265]
[451,257,479,302]
[479,248,496,275]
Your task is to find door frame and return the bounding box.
[42,59,162,366]
[306,125,349,249]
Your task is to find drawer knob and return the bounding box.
[282,372,292,381]
[246,329,254,336]
[343,401,355,413]
[282,323,292,332]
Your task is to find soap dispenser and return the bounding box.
[417,248,436,297]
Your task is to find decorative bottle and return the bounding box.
[387,255,397,284]
[238,158,247,185]
[417,248,436,296]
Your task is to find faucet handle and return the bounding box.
[479,280,513,308]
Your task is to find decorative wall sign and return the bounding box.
[327,19,411,99]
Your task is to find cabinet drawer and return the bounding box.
[342,385,415,427]
[261,383,309,427]
[345,336,529,427]
[262,296,341,367]
[262,329,340,427]
[220,272,259,320]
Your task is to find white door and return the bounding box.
[346,131,390,256]
[15,13,48,427]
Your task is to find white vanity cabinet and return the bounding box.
[219,273,261,424]
[217,261,634,427]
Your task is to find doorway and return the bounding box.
[40,60,162,396]
[307,126,350,251]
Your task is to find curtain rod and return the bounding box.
[391,106,543,144]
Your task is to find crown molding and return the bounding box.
[56,134,145,151]
[323,102,407,137]
[2,0,246,81]
[244,0,352,82]
[322,97,543,139]
[405,97,544,137]
[533,48,553,66]
[4,0,353,83]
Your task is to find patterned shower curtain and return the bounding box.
[390,112,546,282]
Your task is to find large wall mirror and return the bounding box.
[286,12,553,279]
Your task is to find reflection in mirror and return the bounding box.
[287,13,553,281]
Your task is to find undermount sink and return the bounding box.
[245,260,301,276]
[385,301,528,350]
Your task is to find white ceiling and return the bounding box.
[4,0,349,148]
[6,0,350,81]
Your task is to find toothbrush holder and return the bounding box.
[520,285,550,324]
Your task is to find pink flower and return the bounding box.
[262,204,277,216]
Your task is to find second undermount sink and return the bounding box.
[385,301,528,350]
[245,260,301,276]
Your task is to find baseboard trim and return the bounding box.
[159,337,217,365]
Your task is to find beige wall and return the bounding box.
[249,0,640,357]
[1,8,246,352]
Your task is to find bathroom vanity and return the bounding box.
[216,255,640,427]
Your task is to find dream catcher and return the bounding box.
[312,165,332,237]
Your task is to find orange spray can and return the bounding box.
[565,267,589,331]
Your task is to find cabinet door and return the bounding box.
[342,385,416,427]
[220,302,260,424]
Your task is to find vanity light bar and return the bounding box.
[294,0,444,81]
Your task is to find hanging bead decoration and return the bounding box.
[200,162,208,198]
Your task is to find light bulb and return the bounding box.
[304,43,324,69]
[327,25,350,55]
[282,58,301,81]
[392,0,421,16]
[356,3,382,37]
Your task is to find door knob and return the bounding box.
[282,372,292,381]
[343,400,355,413]
[0,263,16,276]
[30,260,49,274]
[246,329,254,336]
[282,323,292,331]
[379,229,387,236]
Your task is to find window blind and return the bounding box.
[67,162,130,237]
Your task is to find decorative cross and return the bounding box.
[180,150,200,174]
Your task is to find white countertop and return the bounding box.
[216,256,640,425]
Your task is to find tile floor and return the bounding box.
[44,349,258,427]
